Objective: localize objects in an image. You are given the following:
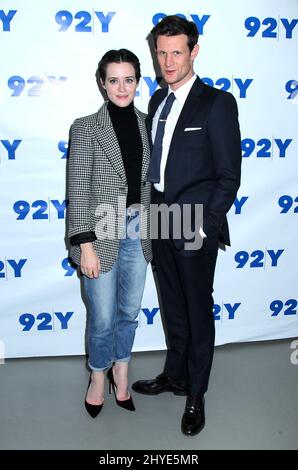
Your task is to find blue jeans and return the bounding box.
[83,211,148,371]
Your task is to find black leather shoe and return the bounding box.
[132,373,187,396]
[181,396,205,436]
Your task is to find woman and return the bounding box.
[68,49,152,417]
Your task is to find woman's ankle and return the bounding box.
[113,362,129,400]
[87,371,105,404]
[91,370,104,383]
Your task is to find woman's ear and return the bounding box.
[100,79,106,90]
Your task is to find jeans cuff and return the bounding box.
[88,360,113,372]
[114,355,131,363]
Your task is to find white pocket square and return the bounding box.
[184,127,202,131]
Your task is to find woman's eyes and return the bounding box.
[108,78,135,85]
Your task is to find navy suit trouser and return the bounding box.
[152,188,218,396]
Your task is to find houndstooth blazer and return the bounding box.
[68,101,152,272]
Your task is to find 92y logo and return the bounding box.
[19,312,74,331]
[278,196,298,214]
[0,10,17,31]
[152,13,210,34]
[201,77,253,98]
[0,259,27,279]
[235,249,284,269]
[58,141,68,159]
[55,11,115,32]
[245,16,298,39]
[242,138,292,158]
[8,75,67,97]
[285,80,298,100]
[13,200,68,220]
[0,140,22,160]
[213,303,241,320]
[270,299,297,317]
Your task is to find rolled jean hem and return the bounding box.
[88,361,112,372]
[115,355,131,363]
[88,356,131,371]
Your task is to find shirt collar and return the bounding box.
[168,74,197,106]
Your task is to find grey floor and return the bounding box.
[0,339,297,450]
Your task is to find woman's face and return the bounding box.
[102,62,138,107]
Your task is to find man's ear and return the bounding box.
[191,44,199,61]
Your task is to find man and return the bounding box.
[132,16,241,436]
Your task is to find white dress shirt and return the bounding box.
[152,74,197,192]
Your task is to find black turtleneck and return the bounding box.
[107,100,143,208]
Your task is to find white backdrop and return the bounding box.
[0,0,297,358]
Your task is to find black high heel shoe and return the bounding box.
[107,367,135,411]
[84,376,104,418]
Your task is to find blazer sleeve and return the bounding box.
[67,118,96,245]
[205,92,242,230]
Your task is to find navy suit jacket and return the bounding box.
[147,76,242,250]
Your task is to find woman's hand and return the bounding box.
[80,242,100,278]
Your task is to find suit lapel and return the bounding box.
[134,107,151,182]
[146,88,168,149]
[94,102,127,183]
[147,78,205,142]
[150,88,168,117]
[170,77,205,142]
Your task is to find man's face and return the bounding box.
[156,34,199,90]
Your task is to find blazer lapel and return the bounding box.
[134,107,151,182]
[94,102,127,183]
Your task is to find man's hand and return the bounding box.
[80,242,100,278]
